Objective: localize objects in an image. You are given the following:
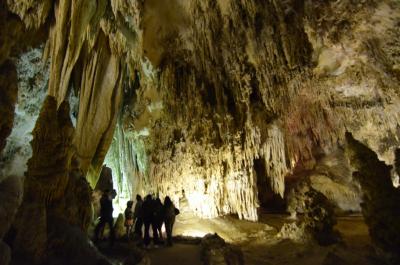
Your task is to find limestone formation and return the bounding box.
[201,233,244,265]
[302,189,341,246]
[104,0,400,222]
[0,175,23,265]
[0,3,400,265]
[282,188,340,246]
[9,96,97,264]
[2,0,399,224]
[345,132,400,263]
[0,61,17,156]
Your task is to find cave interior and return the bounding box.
[1,0,400,265]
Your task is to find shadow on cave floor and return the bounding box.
[96,237,202,265]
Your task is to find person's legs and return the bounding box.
[157,220,164,240]
[134,218,143,238]
[170,219,175,244]
[144,221,151,246]
[128,224,133,239]
[165,220,172,246]
[151,221,159,244]
[107,218,115,246]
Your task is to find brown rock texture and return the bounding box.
[111,0,400,221]
[201,233,244,265]
[10,96,94,263]
[3,0,400,227]
[345,132,400,262]
[0,61,17,155]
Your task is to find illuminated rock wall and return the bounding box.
[116,0,400,221]
[1,0,400,224]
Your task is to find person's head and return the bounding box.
[110,189,117,199]
[164,196,171,205]
[136,194,142,201]
[145,194,152,201]
[127,200,133,208]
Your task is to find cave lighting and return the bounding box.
[180,229,208,238]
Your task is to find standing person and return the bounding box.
[94,189,115,246]
[142,194,159,247]
[153,197,164,244]
[163,196,179,246]
[124,200,134,239]
[133,195,143,239]
[142,194,153,247]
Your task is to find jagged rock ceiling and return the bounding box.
[1,0,400,223]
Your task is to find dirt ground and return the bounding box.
[98,211,382,265]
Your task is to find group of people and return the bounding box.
[125,194,180,247]
[94,189,179,248]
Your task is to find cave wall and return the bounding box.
[114,0,400,220]
[345,132,400,262]
[1,0,400,225]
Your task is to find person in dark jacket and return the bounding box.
[133,194,143,238]
[153,197,164,243]
[142,194,160,247]
[94,189,115,246]
[163,196,179,246]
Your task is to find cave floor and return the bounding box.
[97,212,377,265]
[97,240,202,265]
[173,211,377,265]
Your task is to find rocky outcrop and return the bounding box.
[0,60,17,156]
[345,132,400,263]
[281,188,340,246]
[201,233,244,265]
[302,189,340,246]
[0,175,23,265]
[9,96,96,264]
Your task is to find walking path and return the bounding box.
[98,240,203,265]
[147,243,202,265]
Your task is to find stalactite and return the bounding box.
[106,0,400,222]
[4,0,400,227]
[74,31,125,186]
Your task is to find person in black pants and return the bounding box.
[133,194,143,239]
[163,196,179,246]
[142,194,159,247]
[153,197,164,243]
[94,189,115,246]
